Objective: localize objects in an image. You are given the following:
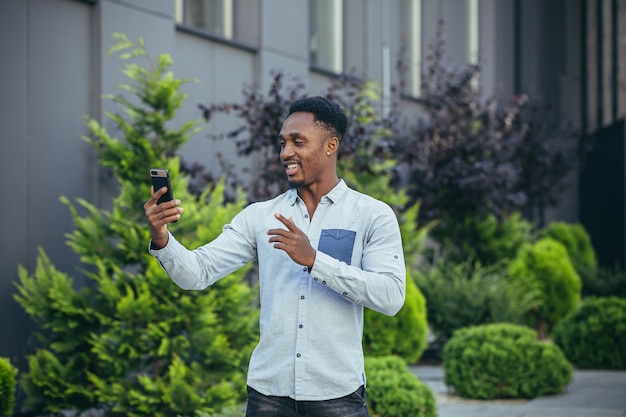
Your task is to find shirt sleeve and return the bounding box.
[309,204,406,316]
[149,209,257,290]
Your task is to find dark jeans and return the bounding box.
[245,385,370,417]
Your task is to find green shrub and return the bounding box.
[364,356,436,417]
[540,221,596,271]
[415,259,537,352]
[540,221,597,294]
[0,358,17,417]
[443,323,572,400]
[507,237,581,336]
[553,297,626,369]
[582,264,626,298]
[436,212,533,267]
[364,271,428,363]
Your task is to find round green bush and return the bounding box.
[508,237,581,335]
[364,356,436,417]
[540,221,597,273]
[0,357,18,417]
[552,297,626,369]
[364,271,428,364]
[540,221,598,295]
[443,323,572,400]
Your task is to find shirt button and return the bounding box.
[299,324,303,328]
[343,292,348,296]
[313,278,318,281]
[322,280,326,285]
[296,353,301,358]
[302,267,308,271]
[304,214,309,218]
[300,295,305,300]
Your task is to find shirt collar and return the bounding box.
[286,179,348,206]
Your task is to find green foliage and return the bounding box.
[435,212,533,266]
[443,323,572,400]
[507,237,581,336]
[0,358,17,417]
[14,33,258,416]
[364,356,436,417]
[552,297,626,369]
[540,222,596,271]
[364,271,428,364]
[196,405,246,417]
[583,264,626,298]
[540,221,597,295]
[415,259,538,353]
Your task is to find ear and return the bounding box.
[326,136,339,155]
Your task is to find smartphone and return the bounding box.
[150,168,174,205]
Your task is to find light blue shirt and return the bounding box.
[150,180,406,401]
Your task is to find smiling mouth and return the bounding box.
[285,162,300,176]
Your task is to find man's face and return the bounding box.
[278,112,332,189]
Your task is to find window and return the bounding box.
[310,0,343,73]
[467,0,479,65]
[174,0,258,47]
[399,0,422,97]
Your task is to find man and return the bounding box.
[144,96,406,417]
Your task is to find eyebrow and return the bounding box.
[278,132,307,141]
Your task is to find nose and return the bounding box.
[280,142,295,160]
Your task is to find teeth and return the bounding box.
[287,163,298,169]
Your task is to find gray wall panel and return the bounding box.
[0,0,95,389]
[28,0,94,273]
[173,32,258,181]
[0,0,31,369]
[260,0,308,61]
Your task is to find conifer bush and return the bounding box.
[14,34,258,416]
[552,297,626,369]
[0,358,17,417]
[507,237,581,336]
[364,356,436,417]
[443,323,572,400]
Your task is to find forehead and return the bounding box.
[279,112,323,138]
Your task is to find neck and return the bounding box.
[297,176,340,218]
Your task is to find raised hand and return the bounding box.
[144,186,184,248]
[267,213,316,269]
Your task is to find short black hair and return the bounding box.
[288,96,348,141]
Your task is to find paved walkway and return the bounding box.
[409,365,626,417]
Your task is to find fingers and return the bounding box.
[144,186,183,228]
[273,213,296,231]
[144,186,169,209]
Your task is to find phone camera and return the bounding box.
[151,170,157,175]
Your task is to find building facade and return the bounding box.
[1,0,624,394]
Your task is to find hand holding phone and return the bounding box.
[150,168,178,223]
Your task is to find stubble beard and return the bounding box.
[288,179,305,189]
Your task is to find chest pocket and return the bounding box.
[318,229,357,265]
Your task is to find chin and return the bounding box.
[288,179,305,189]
